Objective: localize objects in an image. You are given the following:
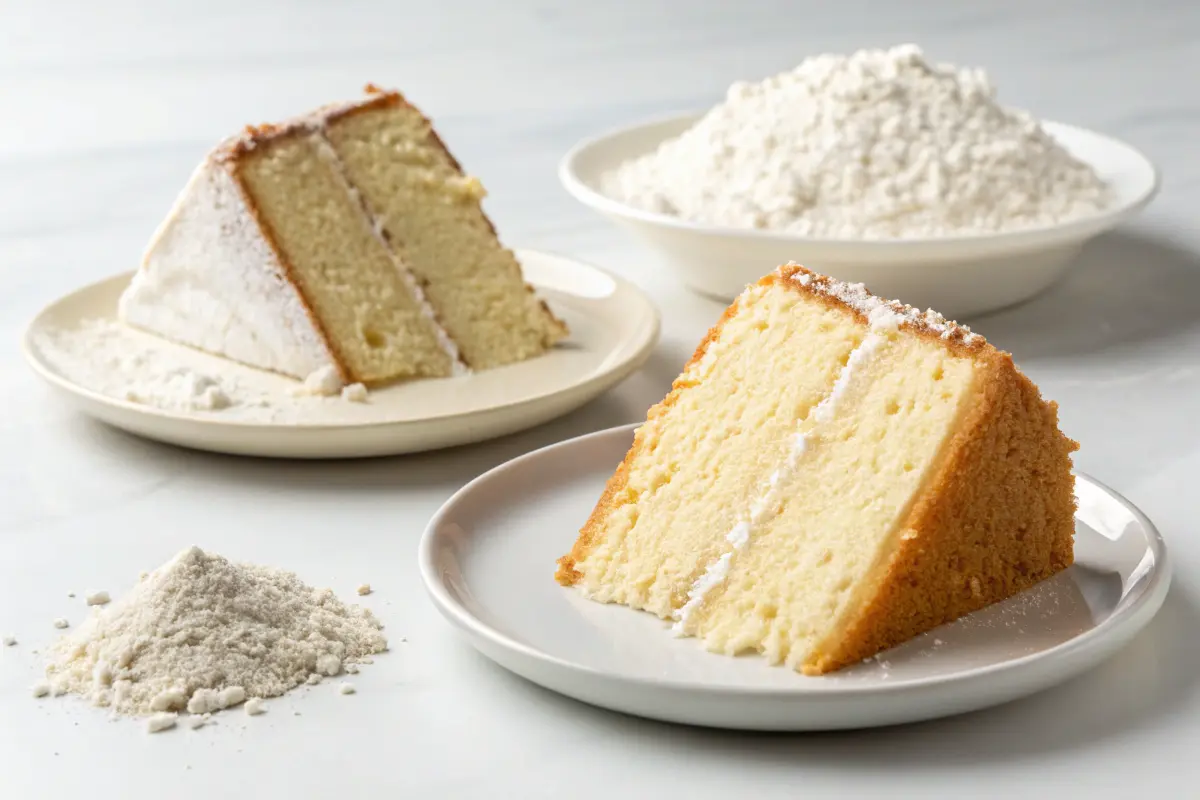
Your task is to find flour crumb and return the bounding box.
[341,383,369,403]
[3,635,15,647]
[187,713,212,730]
[306,674,322,686]
[52,618,69,630]
[344,664,359,675]
[149,688,187,712]
[603,44,1109,238]
[85,591,111,607]
[146,712,177,733]
[315,653,342,677]
[244,698,266,716]
[933,638,944,646]
[355,583,372,596]
[338,682,356,695]
[32,682,51,698]
[291,365,344,397]
[41,547,388,720]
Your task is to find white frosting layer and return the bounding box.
[118,159,336,380]
[672,321,894,635]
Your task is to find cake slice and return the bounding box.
[557,264,1077,675]
[118,85,567,386]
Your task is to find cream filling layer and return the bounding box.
[311,132,469,376]
[671,320,897,636]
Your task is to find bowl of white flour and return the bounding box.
[561,45,1158,317]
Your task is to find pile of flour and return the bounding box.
[33,319,368,421]
[603,44,1110,238]
[42,547,387,721]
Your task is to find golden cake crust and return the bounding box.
[803,351,1078,674]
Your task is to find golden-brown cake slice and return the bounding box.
[118,86,567,386]
[557,264,1077,675]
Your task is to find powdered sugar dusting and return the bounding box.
[32,318,380,423]
[780,263,979,345]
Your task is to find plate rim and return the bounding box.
[20,249,662,432]
[419,422,1172,698]
[560,113,1161,251]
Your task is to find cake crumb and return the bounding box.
[3,635,16,646]
[32,682,51,698]
[341,383,369,403]
[291,365,343,397]
[244,698,266,716]
[85,591,111,606]
[52,618,69,630]
[147,712,177,733]
[355,583,372,596]
[338,682,356,695]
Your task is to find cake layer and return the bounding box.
[236,132,455,384]
[686,327,978,669]
[558,282,859,615]
[325,101,568,370]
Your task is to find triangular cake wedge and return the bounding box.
[119,85,567,386]
[557,264,1078,675]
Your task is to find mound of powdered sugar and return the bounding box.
[43,547,387,717]
[603,44,1110,238]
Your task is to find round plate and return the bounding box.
[419,423,1171,731]
[560,114,1159,316]
[21,250,660,459]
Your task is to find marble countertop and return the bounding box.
[1,1,1196,796]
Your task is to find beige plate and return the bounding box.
[21,250,660,459]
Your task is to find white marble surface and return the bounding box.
[1,1,1197,796]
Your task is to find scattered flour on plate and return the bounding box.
[32,318,372,421]
[40,547,387,724]
[603,44,1110,238]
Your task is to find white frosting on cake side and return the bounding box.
[118,159,336,380]
[672,314,896,636]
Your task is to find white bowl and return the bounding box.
[560,114,1159,318]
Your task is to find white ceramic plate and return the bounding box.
[420,423,1171,731]
[560,114,1159,317]
[21,250,660,459]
